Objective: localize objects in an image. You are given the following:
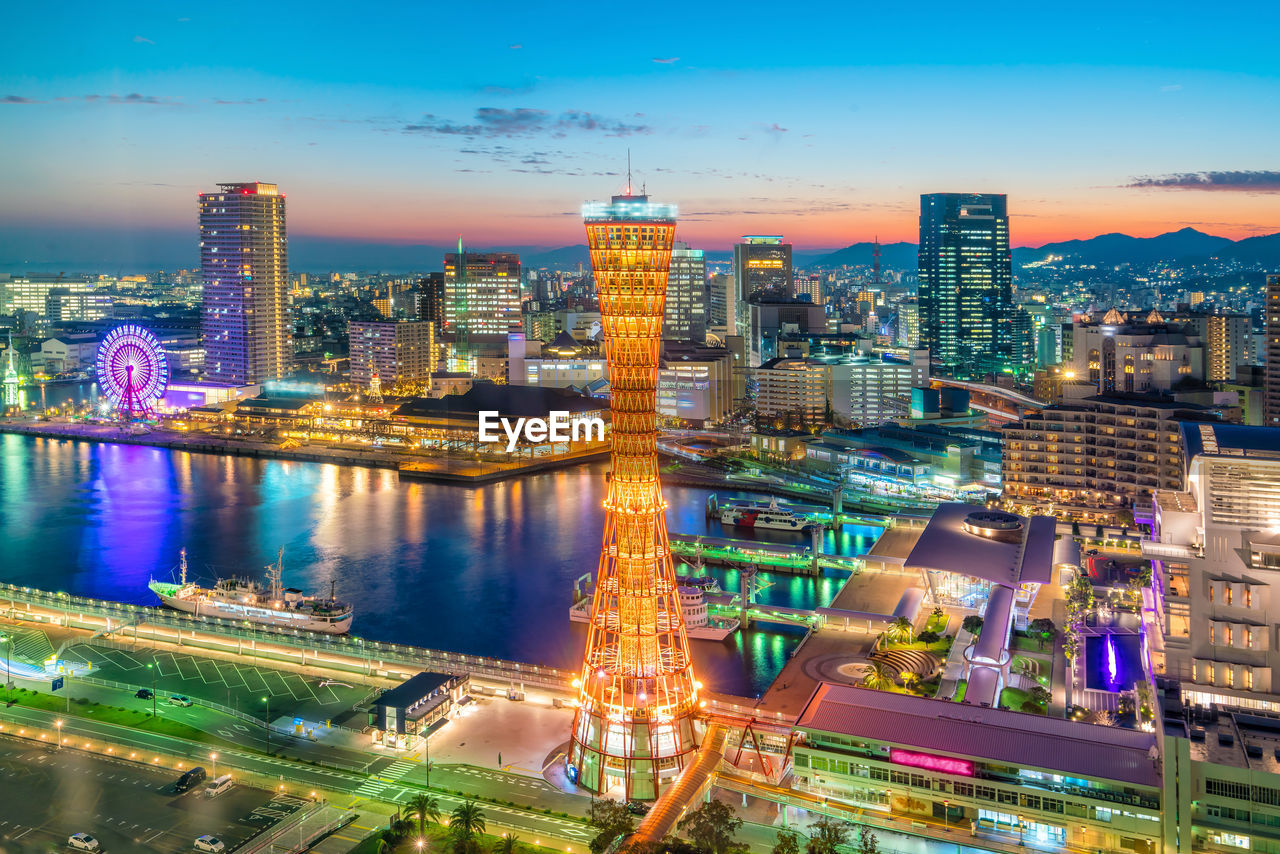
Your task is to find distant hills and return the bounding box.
[804,241,919,269]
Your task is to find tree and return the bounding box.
[498,834,521,854]
[900,672,920,693]
[1095,524,1105,539]
[588,800,636,854]
[449,801,487,854]
[677,799,744,854]
[805,816,850,854]
[1091,709,1117,727]
[856,826,879,854]
[405,793,442,837]
[961,615,984,636]
[1029,617,1056,650]
[1071,520,1081,537]
[861,662,895,691]
[886,616,914,646]
[1020,699,1042,714]
[1030,685,1052,707]
[915,630,940,645]
[772,829,802,854]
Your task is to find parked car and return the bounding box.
[203,774,234,798]
[194,836,226,852]
[67,833,101,851]
[625,800,650,816]
[168,695,194,707]
[135,688,154,700]
[174,766,207,792]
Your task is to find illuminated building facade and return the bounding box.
[443,251,522,337]
[1265,275,1280,426]
[349,320,435,388]
[734,235,792,301]
[569,191,700,800]
[200,182,289,384]
[663,242,707,341]
[918,193,1012,378]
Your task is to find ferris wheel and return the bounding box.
[96,324,170,417]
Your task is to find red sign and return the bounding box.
[889,748,974,777]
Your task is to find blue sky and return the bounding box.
[2,1,1279,268]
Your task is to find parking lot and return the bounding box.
[0,735,304,852]
[62,642,376,726]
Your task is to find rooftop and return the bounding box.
[797,682,1160,788]
[1180,421,1280,463]
[904,503,1055,587]
[393,382,603,419]
[375,671,457,711]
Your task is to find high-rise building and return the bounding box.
[918,193,1012,378]
[663,242,707,341]
[0,276,98,317]
[753,358,830,425]
[349,320,435,388]
[1264,275,1280,426]
[707,273,736,334]
[569,191,699,800]
[896,298,920,348]
[199,182,289,384]
[1172,312,1255,382]
[793,274,824,306]
[443,251,522,337]
[733,235,792,301]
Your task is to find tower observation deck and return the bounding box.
[567,192,701,800]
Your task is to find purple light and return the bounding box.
[889,748,973,777]
[1105,634,1118,687]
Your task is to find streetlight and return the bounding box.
[1017,814,1024,847]
[210,752,218,777]
[262,696,270,753]
[1,634,11,705]
[943,799,950,830]
[147,662,156,718]
[55,719,62,750]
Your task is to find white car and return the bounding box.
[194,836,226,853]
[68,834,101,851]
[169,695,194,707]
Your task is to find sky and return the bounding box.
[2,1,1279,270]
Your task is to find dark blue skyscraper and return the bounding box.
[918,193,1012,378]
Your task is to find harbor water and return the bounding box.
[0,433,880,697]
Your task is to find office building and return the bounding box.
[1003,394,1214,525]
[658,341,734,425]
[896,298,920,348]
[1146,423,1280,705]
[793,274,824,306]
[753,357,829,425]
[918,193,1012,377]
[1265,276,1280,426]
[45,289,113,322]
[349,320,435,388]
[708,272,736,334]
[663,242,707,341]
[0,276,99,317]
[826,349,929,427]
[747,297,827,365]
[734,235,792,300]
[805,422,1002,495]
[1072,309,1204,394]
[443,251,522,337]
[200,181,289,384]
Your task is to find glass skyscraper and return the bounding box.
[918,193,1012,378]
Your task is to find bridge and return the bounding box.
[931,378,1047,424]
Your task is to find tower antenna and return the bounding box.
[627,149,632,195]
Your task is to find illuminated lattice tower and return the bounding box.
[567,192,701,800]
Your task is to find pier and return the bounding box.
[669,533,862,575]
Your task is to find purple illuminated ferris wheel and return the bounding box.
[96,324,170,418]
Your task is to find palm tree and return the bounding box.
[498,833,521,854]
[450,801,487,853]
[886,616,914,646]
[405,793,442,837]
[861,662,895,691]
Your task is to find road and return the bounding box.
[0,704,595,850]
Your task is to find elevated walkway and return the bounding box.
[630,724,726,848]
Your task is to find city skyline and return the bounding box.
[3,2,1280,269]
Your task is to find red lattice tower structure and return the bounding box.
[567,191,701,800]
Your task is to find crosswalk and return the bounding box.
[351,759,416,801]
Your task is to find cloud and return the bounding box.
[764,123,789,133]
[652,57,679,64]
[133,35,155,44]
[71,93,181,106]
[403,107,650,138]
[509,43,522,49]
[2,95,42,104]
[211,97,270,105]
[1126,170,1280,192]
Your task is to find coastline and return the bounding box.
[0,420,609,483]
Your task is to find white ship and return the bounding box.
[719,497,815,532]
[149,549,354,634]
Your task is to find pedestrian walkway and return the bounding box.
[632,724,726,847]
